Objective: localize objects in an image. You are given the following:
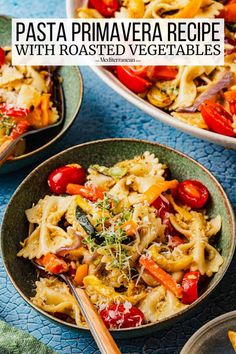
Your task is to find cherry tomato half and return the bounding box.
[48,164,86,195]
[88,0,119,17]
[131,66,178,81]
[116,66,152,94]
[201,100,235,137]
[0,47,5,67]
[100,303,144,329]
[177,180,209,209]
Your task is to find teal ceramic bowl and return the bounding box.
[1,139,235,338]
[0,16,83,174]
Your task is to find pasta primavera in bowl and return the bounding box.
[77,0,236,138]
[17,151,223,329]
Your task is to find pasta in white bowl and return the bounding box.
[67,0,236,149]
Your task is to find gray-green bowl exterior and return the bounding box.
[1,139,235,338]
[0,16,83,174]
[181,311,236,354]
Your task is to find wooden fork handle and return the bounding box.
[74,287,121,354]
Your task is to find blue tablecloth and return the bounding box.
[0,1,236,353]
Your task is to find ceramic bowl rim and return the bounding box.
[180,310,236,353]
[0,13,84,165]
[66,0,236,150]
[1,138,235,333]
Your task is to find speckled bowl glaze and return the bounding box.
[181,311,236,354]
[1,139,235,338]
[67,0,236,150]
[0,16,83,174]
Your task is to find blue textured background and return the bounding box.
[0,1,236,353]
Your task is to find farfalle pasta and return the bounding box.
[77,0,236,138]
[18,152,223,329]
[0,47,59,158]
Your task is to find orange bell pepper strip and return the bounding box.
[172,0,202,18]
[40,94,50,126]
[121,220,138,236]
[66,183,104,202]
[36,253,69,274]
[144,180,179,205]
[74,264,89,286]
[140,256,183,298]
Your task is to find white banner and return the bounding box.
[12,18,224,66]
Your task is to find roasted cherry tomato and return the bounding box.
[218,3,236,22]
[0,47,5,67]
[152,195,174,220]
[181,271,200,304]
[177,180,209,209]
[201,100,235,137]
[10,120,30,139]
[36,253,69,274]
[88,0,119,17]
[100,303,144,329]
[48,164,86,194]
[0,104,30,117]
[116,66,152,94]
[66,183,104,202]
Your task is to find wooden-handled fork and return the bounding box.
[32,260,121,354]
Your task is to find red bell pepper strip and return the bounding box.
[0,104,30,118]
[66,183,104,202]
[116,66,152,94]
[224,91,236,115]
[10,120,30,139]
[140,256,183,298]
[200,100,235,137]
[181,271,200,304]
[0,47,5,67]
[88,0,119,17]
[36,253,69,274]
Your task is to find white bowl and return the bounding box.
[66,0,236,149]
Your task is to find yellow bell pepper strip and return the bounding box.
[144,180,179,205]
[172,0,202,18]
[166,194,192,221]
[139,255,183,298]
[121,220,138,236]
[149,245,192,273]
[74,264,89,286]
